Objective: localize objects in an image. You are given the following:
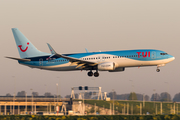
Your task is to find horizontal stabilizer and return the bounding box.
[5,56,31,61]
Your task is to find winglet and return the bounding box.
[47,43,57,54]
[85,48,89,53]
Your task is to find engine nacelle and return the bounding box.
[98,62,115,71]
[109,67,125,72]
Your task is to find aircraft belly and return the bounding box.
[41,65,78,71]
[116,58,163,67]
[20,62,78,71]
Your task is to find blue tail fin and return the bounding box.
[12,28,50,58]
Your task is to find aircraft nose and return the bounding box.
[172,56,175,60]
[170,55,175,61]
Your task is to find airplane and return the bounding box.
[6,28,175,77]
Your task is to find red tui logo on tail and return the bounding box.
[18,42,29,52]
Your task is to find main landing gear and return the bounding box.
[87,71,99,77]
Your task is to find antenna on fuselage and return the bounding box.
[85,48,89,53]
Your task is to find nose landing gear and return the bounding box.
[156,69,160,72]
[156,66,160,72]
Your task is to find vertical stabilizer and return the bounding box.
[12,28,50,58]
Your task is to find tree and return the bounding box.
[116,94,129,100]
[108,91,117,100]
[32,92,39,96]
[128,92,137,100]
[160,92,171,101]
[17,91,26,96]
[65,94,78,98]
[144,95,150,101]
[173,93,180,102]
[151,93,160,101]
[84,92,93,99]
[44,92,52,97]
[6,93,11,96]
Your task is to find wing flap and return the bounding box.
[76,64,85,68]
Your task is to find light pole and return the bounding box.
[164,82,169,102]
[45,84,47,113]
[83,92,85,115]
[112,89,114,115]
[30,89,33,114]
[143,93,145,108]
[25,93,27,114]
[57,77,61,100]
[56,83,59,115]
[54,94,56,112]
[12,76,16,95]
[56,83,58,104]
[44,84,47,98]
[129,80,133,100]
[92,78,95,99]
[153,89,156,107]
[12,76,16,115]
[13,94,15,115]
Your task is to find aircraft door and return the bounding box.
[151,51,156,59]
[39,58,43,66]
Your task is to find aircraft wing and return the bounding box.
[47,43,98,68]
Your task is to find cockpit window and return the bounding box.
[160,53,168,55]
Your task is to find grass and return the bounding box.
[75,99,180,115]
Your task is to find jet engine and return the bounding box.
[108,67,125,72]
[98,62,115,71]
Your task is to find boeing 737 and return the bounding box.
[6,28,175,77]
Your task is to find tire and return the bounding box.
[156,69,160,72]
[88,72,93,76]
[94,72,99,77]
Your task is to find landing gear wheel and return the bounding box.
[88,72,93,77]
[94,72,99,77]
[156,69,160,72]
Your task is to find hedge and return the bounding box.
[0,115,180,120]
